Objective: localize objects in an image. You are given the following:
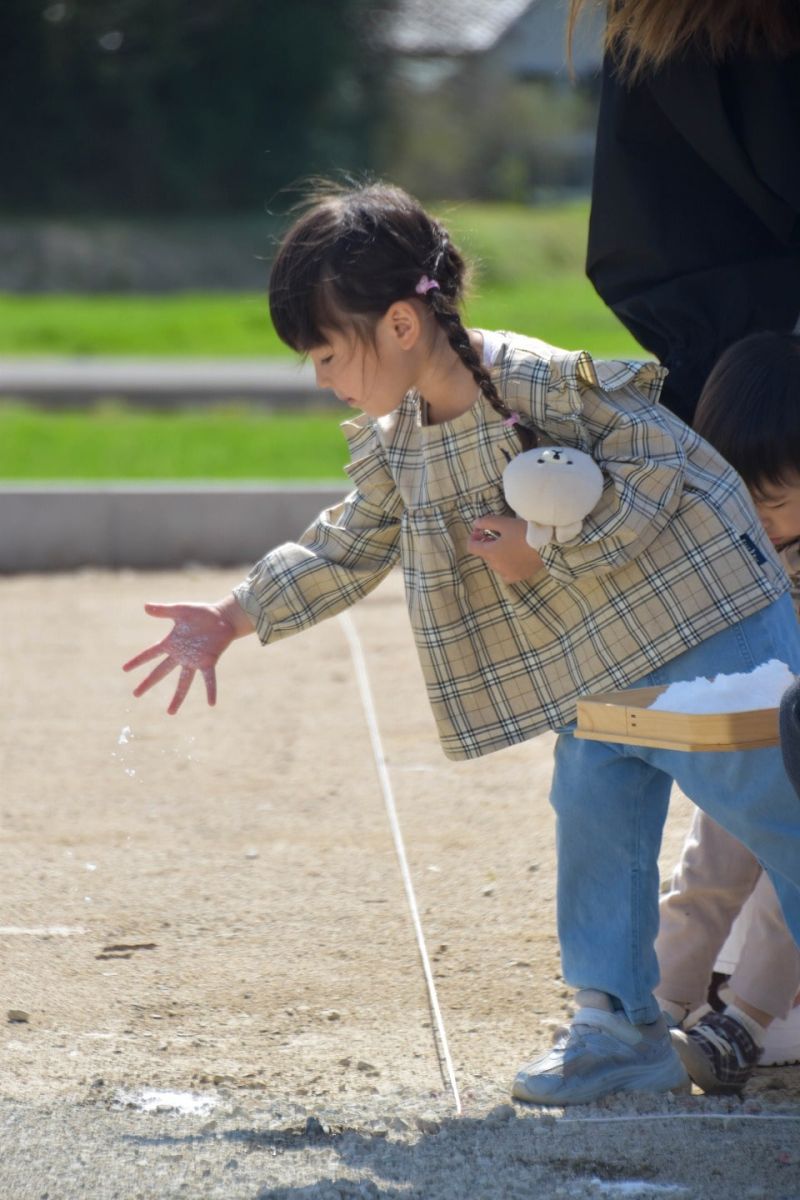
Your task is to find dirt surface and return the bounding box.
[3,567,800,1199]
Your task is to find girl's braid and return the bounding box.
[426,288,537,452]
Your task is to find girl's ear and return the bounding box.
[385,301,422,350]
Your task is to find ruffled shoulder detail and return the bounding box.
[340,412,375,459]
[488,333,667,451]
[572,352,666,405]
[339,413,402,513]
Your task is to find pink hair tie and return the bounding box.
[415,275,440,295]
[503,411,521,427]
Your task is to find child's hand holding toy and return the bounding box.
[502,446,603,550]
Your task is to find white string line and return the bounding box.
[339,611,463,1116]
[553,1112,800,1124]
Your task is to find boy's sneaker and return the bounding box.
[760,1005,800,1067]
[671,1011,761,1093]
[512,1006,689,1106]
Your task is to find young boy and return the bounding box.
[655,331,800,1092]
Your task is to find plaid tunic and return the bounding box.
[235,333,787,760]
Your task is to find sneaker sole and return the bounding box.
[512,1059,690,1106]
[759,1052,800,1067]
[670,1029,748,1095]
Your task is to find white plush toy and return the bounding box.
[503,446,604,550]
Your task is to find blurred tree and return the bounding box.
[380,69,597,204]
[0,0,393,214]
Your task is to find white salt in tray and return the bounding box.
[575,685,780,752]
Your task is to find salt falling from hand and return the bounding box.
[649,659,795,714]
[118,725,133,745]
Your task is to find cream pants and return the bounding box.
[656,807,800,1020]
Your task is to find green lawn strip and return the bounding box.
[0,405,351,481]
[0,279,640,359]
[0,201,642,359]
[0,293,276,357]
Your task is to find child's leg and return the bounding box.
[668,871,800,1093]
[550,730,672,1024]
[658,742,800,947]
[728,871,800,1021]
[656,808,762,1018]
[513,733,688,1104]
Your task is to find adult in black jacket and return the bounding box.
[571,2,800,423]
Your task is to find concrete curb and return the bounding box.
[0,484,345,571]
[0,357,329,409]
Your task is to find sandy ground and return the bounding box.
[2,567,800,1200]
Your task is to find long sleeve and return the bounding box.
[540,384,687,583]
[234,422,404,643]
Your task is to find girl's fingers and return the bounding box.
[201,666,217,707]
[143,602,182,618]
[122,641,167,672]
[167,665,195,715]
[132,656,178,697]
[470,528,501,544]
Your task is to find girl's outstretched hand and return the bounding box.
[122,597,253,715]
[468,515,545,583]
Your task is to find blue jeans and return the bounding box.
[550,594,800,1025]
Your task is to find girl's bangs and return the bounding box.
[270,273,352,354]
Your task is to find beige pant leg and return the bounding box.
[655,808,761,1009]
[727,873,800,1019]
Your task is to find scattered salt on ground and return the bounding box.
[115,1088,217,1116]
[576,1182,689,1197]
[649,659,795,714]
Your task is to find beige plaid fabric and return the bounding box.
[235,333,787,760]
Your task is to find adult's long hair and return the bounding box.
[568,0,800,80]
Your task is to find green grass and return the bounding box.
[0,277,639,359]
[0,201,645,479]
[0,404,350,481]
[0,202,640,359]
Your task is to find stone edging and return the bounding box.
[0,484,345,571]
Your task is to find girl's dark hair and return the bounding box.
[268,180,536,449]
[693,331,800,493]
[567,0,800,82]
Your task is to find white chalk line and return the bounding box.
[339,612,462,1116]
[0,926,87,936]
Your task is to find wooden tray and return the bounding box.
[575,685,780,752]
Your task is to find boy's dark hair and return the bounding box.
[268,180,536,449]
[694,331,800,494]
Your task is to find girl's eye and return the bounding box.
[320,355,333,366]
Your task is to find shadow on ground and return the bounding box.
[117,1102,800,1200]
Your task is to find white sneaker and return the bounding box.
[760,1006,800,1067]
[512,1007,689,1106]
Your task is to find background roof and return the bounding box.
[384,0,536,56]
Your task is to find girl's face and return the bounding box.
[308,316,416,419]
[752,472,800,548]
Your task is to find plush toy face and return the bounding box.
[503,446,604,527]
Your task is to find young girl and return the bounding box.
[655,333,800,1093]
[124,182,800,1106]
